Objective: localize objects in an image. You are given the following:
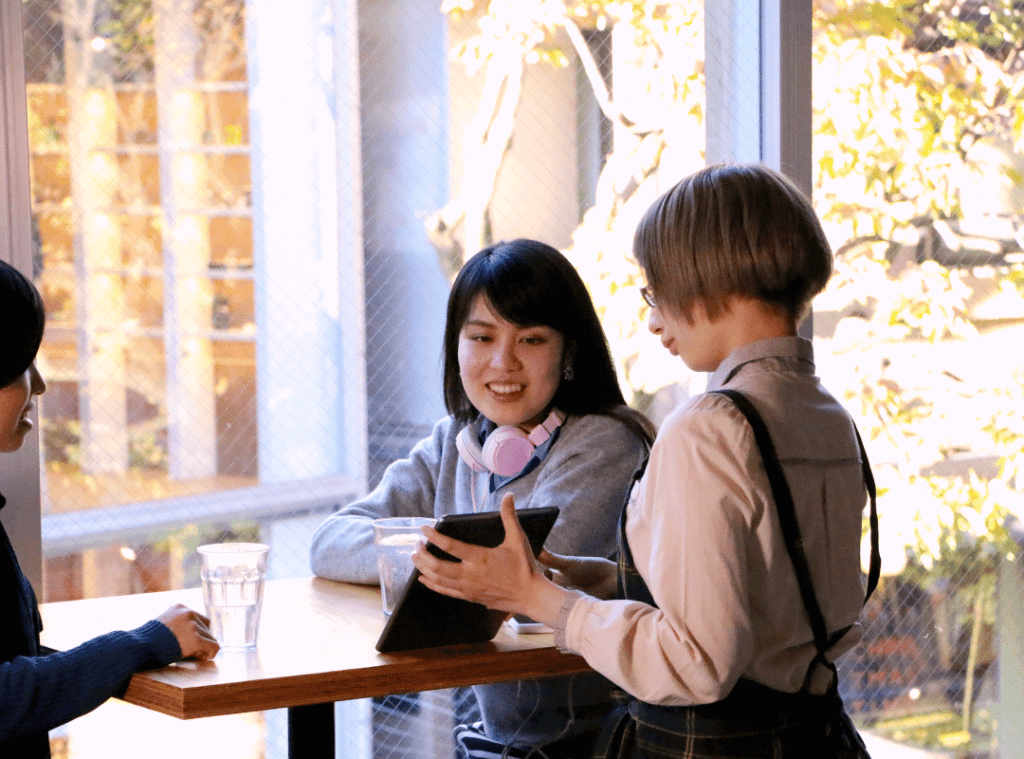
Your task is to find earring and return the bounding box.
[562,365,574,382]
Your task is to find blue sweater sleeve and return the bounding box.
[0,620,181,740]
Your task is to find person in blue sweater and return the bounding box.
[0,258,220,757]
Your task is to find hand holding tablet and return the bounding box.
[375,506,559,653]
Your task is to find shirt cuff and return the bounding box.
[552,589,584,652]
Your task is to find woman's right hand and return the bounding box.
[538,551,618,600]
[156,604,220,660]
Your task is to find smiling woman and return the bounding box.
[310,238,656,759]
[456,296,565,431]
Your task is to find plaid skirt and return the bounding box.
[592,680,867,759]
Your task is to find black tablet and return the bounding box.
[375,505,560,653]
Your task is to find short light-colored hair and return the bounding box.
[633,163,832,322]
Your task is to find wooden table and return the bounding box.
[40,576,591,758]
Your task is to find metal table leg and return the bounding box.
[288,702,335,759]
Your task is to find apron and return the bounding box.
[594,390,875,759]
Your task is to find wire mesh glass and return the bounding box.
[813,1,1024,756]
[11,0,1024,757]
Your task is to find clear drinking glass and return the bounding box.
[198,543,269,651]
[372,517,434,615]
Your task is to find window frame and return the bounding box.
[0,0,811,592]
[1,0,44,590]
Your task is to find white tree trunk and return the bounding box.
[63,0,129,472]
[154,0,218,479]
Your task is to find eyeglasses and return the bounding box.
[639,286,657,309]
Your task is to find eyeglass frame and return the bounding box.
[639,286,657,309]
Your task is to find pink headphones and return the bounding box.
[456,410,565,477]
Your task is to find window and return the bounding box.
[4,0,1022,757]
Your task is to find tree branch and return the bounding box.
[424,47,527,274]
[557,17,659,135]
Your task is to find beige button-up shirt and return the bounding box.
[561,337,870,705]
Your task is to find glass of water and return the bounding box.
[197,542,269,652]
[373,517,434,615]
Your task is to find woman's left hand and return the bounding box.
[412,493,563,623]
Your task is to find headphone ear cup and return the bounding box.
[481,426,534,477]
[456,426,489,472]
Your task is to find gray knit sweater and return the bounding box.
[310,412,648,748]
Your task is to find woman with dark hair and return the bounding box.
[0,259,219,757]
[311,239,654,759]
[441,238,655,444]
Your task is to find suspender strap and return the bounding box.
[855,425,881,602]
[712,389,881,662]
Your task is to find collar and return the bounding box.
[708,336,815,390]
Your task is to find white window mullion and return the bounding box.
[761,0,813,195]
[705,0,762,165]
[0,0,44,589]
[705,0,812,191]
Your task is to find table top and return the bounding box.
[39,576,591,720]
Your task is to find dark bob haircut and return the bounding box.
[442,239,655,445]
[0,260,46,388]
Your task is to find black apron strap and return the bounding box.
[712,389,880,669]
[853,426,881,601]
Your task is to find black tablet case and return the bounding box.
[375,506,560,653]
